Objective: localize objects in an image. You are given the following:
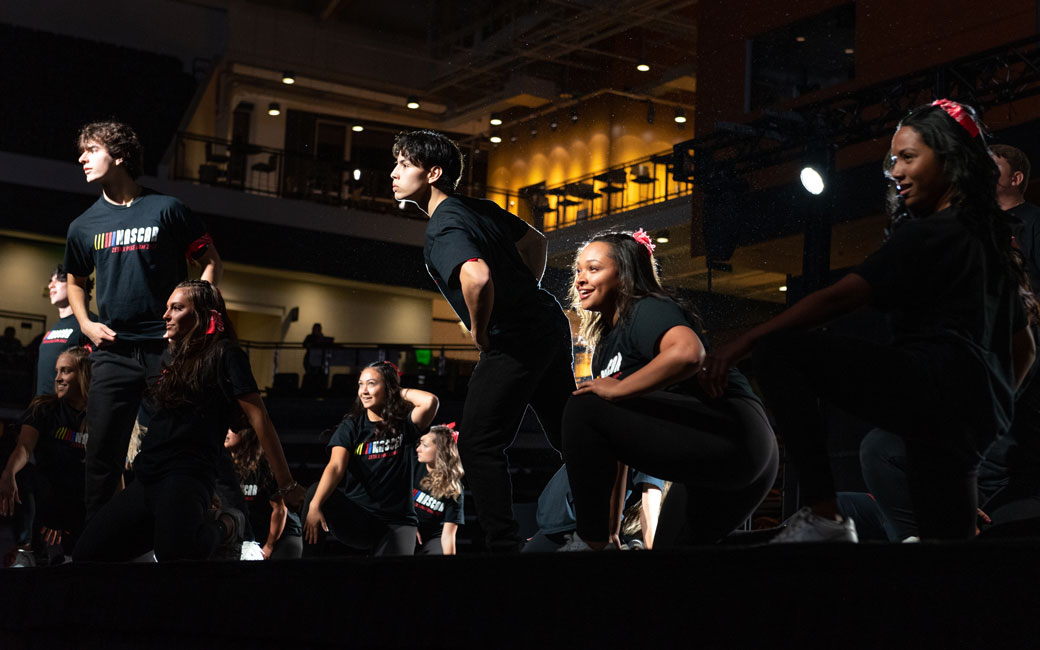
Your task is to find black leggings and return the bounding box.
[562,391,778,545]
[301,484,415,556]
[755,329,987,540]
[72,474,219,562]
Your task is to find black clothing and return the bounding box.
[134,344,258,488]
[301,483,416,556]
[240,462,303,545]
[35,312,95,396]
[63,189,210,341]
[328,411,420,526]
[592,296,758,403]
[412,463,464,548]
[423,194,575,551]
[19,401,87,540]
[1011,201,1040,296]
[424,195,569,346]
[856,208,1025,441]
[83,341,165,519]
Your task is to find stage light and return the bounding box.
[490,135,502,144]
[351,125,364,132]
[353,169,361,181]
[490,114,503,126]
[571,109,579,123]
[800,167,825,195]
[267,103,281,116]
[281,71,295,84]
[636,62,650,72]
[655,230,670,244]
[779,285,788,292]
[674,107,687,124]
[406,97,420,109]
[550,117,558,131]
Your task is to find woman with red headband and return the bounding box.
[560,230,779,551]
[704,99,1036,542]
[413,423,465,555]
[73,280,304,561]
[303,361,439,556]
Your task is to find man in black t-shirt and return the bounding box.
[992,144,1040,293]
[390,130,575,552]
[64,121,223,518]
[35,265,96,396]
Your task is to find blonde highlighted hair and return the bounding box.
[418,425,464,500]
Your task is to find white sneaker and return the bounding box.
[770,507,858,544]
[9,549,35,568]
[240,541,265,561]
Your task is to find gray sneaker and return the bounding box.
[770,507,858,544]
[9,548,35,568]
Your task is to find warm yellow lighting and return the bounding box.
[490,116,503,126]
[267,103,281,116]
[406,97,420,109]
[281,71,295,84]
[636,63,650,72]
[352,125,364,132]
[490,135,502,144]
[779,285,788,292]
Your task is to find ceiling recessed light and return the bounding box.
[636,62,650,72]
[490,135,502,144]
[267,102,281,116]
[779,285,788,292]
[351,125,364,132]
[281,71,295,84]
[490,115,503,126]
[406,97,420,109]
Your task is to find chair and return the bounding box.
[250,155,278,194]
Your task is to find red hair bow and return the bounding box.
[931,99,979,138]
[205,309,224,335]
[439,422,459,443]
[632,228,656,255]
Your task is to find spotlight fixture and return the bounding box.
[353,169,362,181]
[490,114,503,126]
[281,71,295,85]
[570,109,579,124]
[800,167,825,195]
[800,142,832,195]
[406,96,420,110]
[490,135,502,144]
[655,230,670,244]
[351,125,364,132]
[550,117,559,131]
[779,285,788,292]
[267,102,281,116]
[646,101,655,124]
[673,107,687,124]
[636,61,650,72]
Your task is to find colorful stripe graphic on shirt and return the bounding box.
[354,434,403,459]
[54,426,88,449]
[412,488,446,514]
[93,226,160,252]
[42,328,74,343]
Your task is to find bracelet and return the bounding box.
[274,480,299,498]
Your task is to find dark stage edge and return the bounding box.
[2,540,1039,649]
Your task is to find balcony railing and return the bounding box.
[519,150,694,232]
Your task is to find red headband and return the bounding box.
[632,228,656,256]
[931,99,980,138]
[383,361,402,377]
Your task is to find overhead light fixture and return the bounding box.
[646,101,655,124]
[800,166,825,195]
[351,125,364,132]
[779,285,788,292]
[267,102,281,116]
[550,117,559,131]
[490,135,502,144]
[490,114,503,126]
[281,71,295,85]
[673,107,687,124]
[510,134,518,143]
[406,97,420,110]
[353,169,361,181]
[655,230,670,244]
[530,128,538,138]
[570,108,579,124]
[800,143,831,195]
[636,62,650,72]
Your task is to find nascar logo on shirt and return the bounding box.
[355,434,403,460]
[413,488,445,514]
[600,352,622,378]
[42,328,74,343]
[54,426,88,449]
[93,226,160,253]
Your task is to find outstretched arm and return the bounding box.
[304,446,349,544]
[0,425,40,517]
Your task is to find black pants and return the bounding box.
[72,474,219,562]
[459,330,575,552]
[301,484,415,556]
[85,341,165,519]
[562,391,778,545]
[755,329,985,540]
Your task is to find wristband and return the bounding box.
[274,480,299,498]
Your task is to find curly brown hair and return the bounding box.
[417,425,464,500]
[77,120,144,179]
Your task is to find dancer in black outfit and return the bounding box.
[35,266,96,396]
[73,281,303,561]
[390,130,574,552]
[303,362,438,557]
[705,100,1036,541]
[413,424,465,555]
[561,231,778,550]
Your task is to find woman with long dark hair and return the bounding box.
[303,361,438,556]
[413,423,465,555]
[1,347,92,565]
[705,99,1036,541]
[560,230,779,551]
[73,280,304,561]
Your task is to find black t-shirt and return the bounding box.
[856,207,1026,436]
[412,462,464,543]
[35,312,96,396]
[239,463,303,545]
[63,189,210,341]
[134,343,259,485]
[592,296,759,403]
[423,195,569,345]
[21,399,87,487]
[328,410,420,525]
[1011,201,1040,296]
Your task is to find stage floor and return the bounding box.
[2,538,1040,649]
